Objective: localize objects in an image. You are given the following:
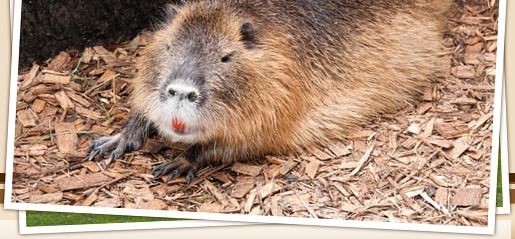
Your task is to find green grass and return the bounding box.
[26,211,183,227]
[496,145,502,207]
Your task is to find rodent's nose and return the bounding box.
[167,85,199,102]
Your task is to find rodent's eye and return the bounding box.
[221,52,234,63]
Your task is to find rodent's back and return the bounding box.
[130,0,451,163]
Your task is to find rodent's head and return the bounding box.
[133,2,270,144]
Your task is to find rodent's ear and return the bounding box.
[240,22,256,49]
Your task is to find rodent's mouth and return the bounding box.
[171,117,199,135]
[173,128,189,135]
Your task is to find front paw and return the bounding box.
[152,158,197,184]
[87,133,143,165]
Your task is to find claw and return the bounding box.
[87,148,102,161]
[166,169,180,182]
[151,158,197,183]
[86,143,95,153]
[151,164,165,180]
[105,153,116,166]
[186,170,195,184]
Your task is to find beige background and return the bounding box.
[0,0,513,238]
[0,0,10,173]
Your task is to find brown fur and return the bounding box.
[89,0,451,180]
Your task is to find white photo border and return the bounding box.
[5,0,507,235]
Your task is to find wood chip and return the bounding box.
[230,162,262,177]
[465,42,483,53]
[434,119,470,139]
[94,198,122,208]
[121,182,154,200]
[400,138,417,149]
[248,206,262,215]
[456,209,487,222]
[31,99,46,113]
[141,199,168,210]
[326,142,351,157]
[349,146,373,176]
[421,118,436,138]
[98,70,117,83]
[471,112,493,131]
[447,136,472,160]
[452,66,476,79]
[56,173,112,191]
[254,182,282,199]
[41,73,71,84]
[199,202,223,213]
[420,192,450,216]
[333,183,351,197]
[451,97,477,105]
[443,166,475,175]
[399,190,423,213]
[304,160,320,179]
[435,188,448,207]
[17,110,37,127]
[417,102,433,114]
[265,156,285,165]
[75,106,103,120]
[294,190,318,218]
[20,64,40,90]
[54,122,78,154]
[82,161,102,173]
[65,90,91,108]
[271,202,283,217]
[231,178,255,198]
[82,47,95,64]
[37,182,58,193]
[81,192,99,206]
[54,90,75,110]
[452,188,482,206]
[350,130,373,139]
[47,51,71,72]
[204,180,226,203]
[28,84,56,96]
[426,138,453,148]
[279,159,298,175]
[407,123,421,135]
[309,147,332,160]
[467,150,483,160]
[423,86,433,101]
[429,175,452,187]
[93,46,117,64]
[88,68,106,76]
[339,202,359,212]
[30,192,63,204]
[244,191,257,212]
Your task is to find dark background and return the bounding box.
[19,0,178,69]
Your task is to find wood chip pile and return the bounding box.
[11,0,499,226]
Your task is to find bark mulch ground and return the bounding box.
[11,0,499,226]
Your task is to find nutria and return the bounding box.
[87,0,451,183]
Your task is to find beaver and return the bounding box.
[87,0,451,183]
